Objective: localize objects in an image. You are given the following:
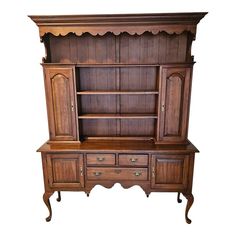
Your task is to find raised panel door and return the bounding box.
[44,67,77,140]
[158,66,192,142]
[151,154,189,190]
[46,154,84,188]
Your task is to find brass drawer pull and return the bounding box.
[134,171,142,177]
[115,169,121,174]
[97,157,105,162]
[93,172,102,176]
[130,158,138,163]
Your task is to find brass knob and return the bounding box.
[80,167,83,176]
[97,157,105,162]
[130,158,137,163]
[134,172,142,177]
[93,172,102,176]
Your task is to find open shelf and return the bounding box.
[78,114,158,119]
[76,65,159,140]
[77,90,159,95]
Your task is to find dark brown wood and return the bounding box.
[84,136,154,141]
[77,63,158,67]
[30,13,206,223]
[29,13,207,39]
[87,153,115,166]
[56,191,61,202]
[87,167,148,181]
[77,91,159,95]
[43,191,54,222]
[177,192,182,203]
[46,153,84,188]
[183,193,194,224]
[78,114,158,119]
[151,154,189,190]
[44,66,78,141]
[158,66,192,143]
[38,139,199,154]
[118,154,148,166]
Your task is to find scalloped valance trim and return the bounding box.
[39,24,196,38]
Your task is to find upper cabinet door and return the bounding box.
[158,66,192,142]
[44,67,77,141]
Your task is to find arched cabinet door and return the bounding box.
[158,66,192,143]
[44,66,77,141]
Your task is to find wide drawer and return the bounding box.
[118,154,148,166]
[87,167,148,181]
[86,154,115,166]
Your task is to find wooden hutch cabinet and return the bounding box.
[30,12,207,223]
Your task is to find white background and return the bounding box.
[0,0,235,235]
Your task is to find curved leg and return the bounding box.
[56,191,61,202]
[183,193,194,224]
[43,192,53,222]
[177,192,182,203]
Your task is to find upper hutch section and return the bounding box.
[29,13,207,64]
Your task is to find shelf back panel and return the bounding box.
[80,119,155,137]
[77,68,117,91]
[48,32,192,64]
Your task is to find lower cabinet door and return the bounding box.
[46,153,84,188]
[151,155,189,190]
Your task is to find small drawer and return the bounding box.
[87,167,148,181]
[118,154,148,166]
[86,154,115,166]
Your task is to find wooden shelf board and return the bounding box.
[83,136,155,141]
[78,114,158,119]
[77,63,158,68]
[77,90,159,95]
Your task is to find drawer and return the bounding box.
[118,154,148,166]
[87,167,148,181]
[86,154,115,166]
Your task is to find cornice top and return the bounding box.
[29,12,207,38]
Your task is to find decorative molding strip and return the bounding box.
[29,13,207,38]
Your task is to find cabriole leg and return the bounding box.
[183,193,194,224]
[43,192,53,222]
[56,191,61,202]
[177,192,182,203]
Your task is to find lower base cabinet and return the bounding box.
[45,154,84,189]
[151,155,190,190]
[40,146,196,224]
